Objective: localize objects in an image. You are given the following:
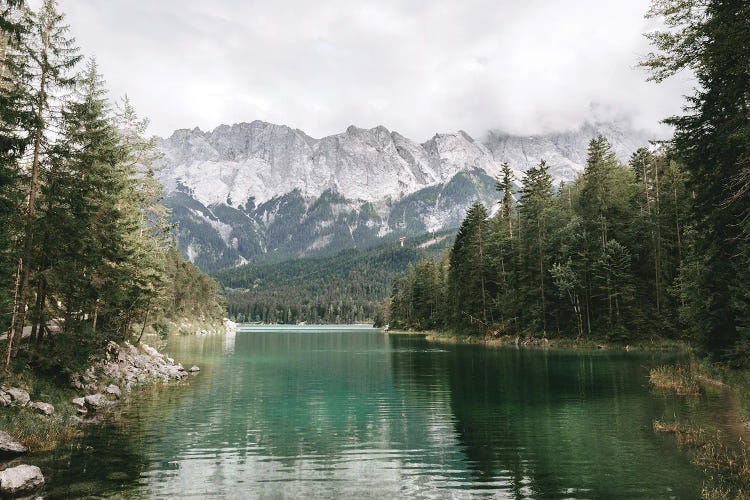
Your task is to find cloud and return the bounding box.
[60,0,692,139]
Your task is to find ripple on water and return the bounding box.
[33,329,709,498]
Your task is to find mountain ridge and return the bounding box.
[155,119,653,271]
[157,119,652,207]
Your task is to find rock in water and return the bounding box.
[84,393,114,410]
[0,464,44,497]
[0,431,27,457]
[28,402,54,416]
[189,366,200,373]
[2,387,30,407]
[105,384,122,399]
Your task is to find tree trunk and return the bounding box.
[136,298,152,344]
[0,34,9,84]
[4,259,22,370]
[607,275,613,327]
[584,273,592,335]
[538,225,546,335]
[7,70,46,366]
[478,222,487,323]
[29,277,45,345]
[674,185,682,264]
[654,161,662,314]
[92,299,99,333]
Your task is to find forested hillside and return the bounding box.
[0,1,224,371]
[389,142,686,341]
[164,167,499,272]
[217,232,453,324]
[388,0,750,364]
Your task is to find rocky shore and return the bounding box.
[68,340,200,415]
[0,338,206,497]
[164,317,236,336]
[0,385,59,495]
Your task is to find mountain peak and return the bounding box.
[158,119,655,269]
[157,119,651,207]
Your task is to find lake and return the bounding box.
[33,326,715,498]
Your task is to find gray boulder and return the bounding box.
[165,365,187,380]
[0,391,12,407]
[0,431,27,457]
[29,402,54,416]
[0,464,44,497]
[3,387,29,407]
[105,384,121,399]
[189,365,200,373]
[71,397,87,415]
[84,393,114,410]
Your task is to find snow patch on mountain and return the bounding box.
[157,119,650,210]
[158,119,655,271]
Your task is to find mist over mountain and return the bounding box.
[156,119,653,271]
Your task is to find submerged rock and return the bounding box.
[28,402,54,416]
[84,393,114,410]
[0,431,27,457]
[0,464,44,497]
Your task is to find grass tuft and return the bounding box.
[654,419,750,499]
[650,364,701,396]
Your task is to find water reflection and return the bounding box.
[32,329,710,498]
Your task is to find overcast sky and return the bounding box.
[59,0,692,140]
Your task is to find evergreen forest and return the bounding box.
[217,232,453,324]
[387,0,750,365]
[0,0,224,372]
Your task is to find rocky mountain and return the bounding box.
[156,120,653,271]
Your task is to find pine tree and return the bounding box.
[39,59,128,343]
[112,96,171,341]
[579,136,619,248]
[496,162,515,237]
[644,0,750,360]
[449,202,491,329]
[5,0,80,365]
[517,161,553,334]
[488,166,519,331]
[0,1,32,336]
[593,239,634,337]
[550,259,583,339]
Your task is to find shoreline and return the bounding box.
[649,360,750,496]
[395,326,750,494]
[0,318,233,458]
[387,328,691,352]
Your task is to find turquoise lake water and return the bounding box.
[32,327,716,498]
